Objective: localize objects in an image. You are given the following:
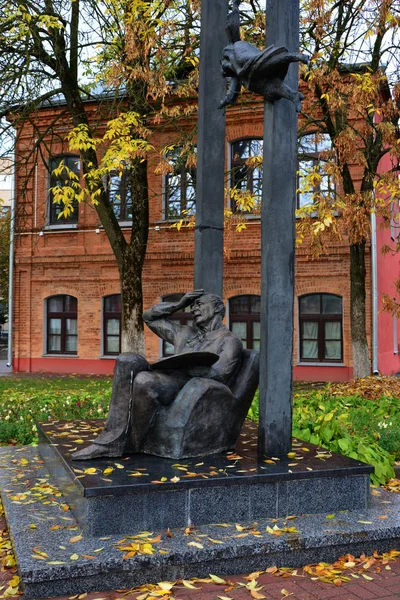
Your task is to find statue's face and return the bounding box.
[190,298,215,327]
[221,46,235,77]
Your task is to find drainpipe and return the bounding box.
[370,204,379,375]
[7,148,16,369]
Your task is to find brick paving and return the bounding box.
[32,561,400,600]
[2,548,400,599]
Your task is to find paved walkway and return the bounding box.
[2,559,399,599]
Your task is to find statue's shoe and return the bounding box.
[71,443,116,460]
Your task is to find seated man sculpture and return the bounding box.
[72,290,256,460]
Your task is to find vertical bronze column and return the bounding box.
[194,0,228,297]
[258,0,300,457]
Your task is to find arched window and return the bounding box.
[103,294,121,355]
[299,293,343,362]
[48,155,80,224]
[230,139,263,212]
[229,295,260,350]
[46,295,77,354]
[162,293,193,356]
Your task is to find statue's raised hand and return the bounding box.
[179,290,204,309]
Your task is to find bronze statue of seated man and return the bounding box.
[72,290,246,460]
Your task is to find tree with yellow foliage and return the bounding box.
[0,0,204,353]
[297,0,400,377]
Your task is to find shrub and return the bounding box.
[249,380,400,485]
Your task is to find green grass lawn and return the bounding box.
[0,375,112,445]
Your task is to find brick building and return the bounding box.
[9,96,400,380]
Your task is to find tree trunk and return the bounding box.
[119,158,149,354]
[350,240,370,378]
[340,163,371,380]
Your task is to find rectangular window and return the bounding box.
[164,147,196,220]
[46,295,78,354]
[103,294,121,356]
[107,170,133,221]
[229,295,261,350]
[297,133,335,209]
[230,139,263,213]
[48,156,80,225]
[299,293,343,363]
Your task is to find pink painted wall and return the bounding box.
[375,152,400,376]
[13,357,116,375]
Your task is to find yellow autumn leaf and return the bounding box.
[182,581,200,589]
[32,548,48,558]
[157,582,174,591]
[357,520,373,524]
[84,468,97,475]
[70,553,79,560]
[209,574,226,584]
[103,467,114,475]
[250,591,266,599]
[245,572,263,580]
[188,542,203,549]
[69,535,82,544]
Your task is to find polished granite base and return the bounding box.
[0,445,398,599]
[37,419,373,536]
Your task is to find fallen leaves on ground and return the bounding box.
[104,548,400,599]
[270,550,400,587]
[330,376,400,401]
[1,483,400,600]
[0,505,19,597]
[384,478,400,493]
[115,533,162,559]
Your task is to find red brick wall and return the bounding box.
[11,99,371,380]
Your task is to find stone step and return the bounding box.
[0,445,399,600]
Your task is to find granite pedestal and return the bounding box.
[0,442,399,599]
[37,419,372,536]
